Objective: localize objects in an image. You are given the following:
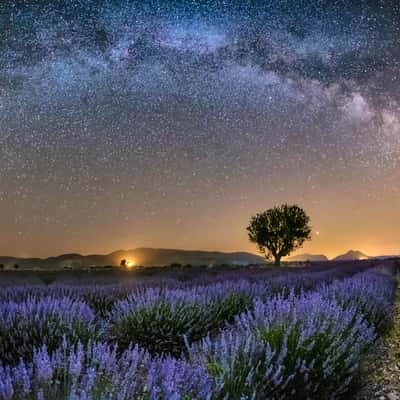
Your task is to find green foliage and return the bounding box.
[82,291,127,318]
[110,293,251,357]
[204,293,251,338]
[208,319,366,400]
[247,204,312,266]
[0,308,96,366]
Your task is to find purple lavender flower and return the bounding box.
[0,260,395,399]
[0,342,214,399]
[0,296,96,365]
[187,269,386,399]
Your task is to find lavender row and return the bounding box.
[0,259,377,295]
[0,262,379,362]
[0,297,97,366]
[0,342,214,400]
[189,267,396,399]
[0,261,391,364]
[0,263,397,399]
[0,260,376,315]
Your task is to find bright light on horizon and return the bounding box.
[125,260,136,268]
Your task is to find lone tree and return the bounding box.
[247,204,311,266]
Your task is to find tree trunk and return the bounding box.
[274,255,281,267]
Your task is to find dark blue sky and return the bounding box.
[1,0,399,257]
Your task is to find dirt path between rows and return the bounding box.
[357,277,400,400]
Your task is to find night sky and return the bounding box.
[1,0,399,258]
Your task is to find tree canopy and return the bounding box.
[247,204,312,266]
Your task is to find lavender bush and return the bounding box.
[0,297,97,366]
[0,341,214,400]
[109,289,251,356]
[106,266,373,358]
[319,268,396,331]
[189,291,376,399]
[0,260,397,399]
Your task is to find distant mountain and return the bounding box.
[286,253,329,262]
[0,248,266,269]
[333,250,371,261]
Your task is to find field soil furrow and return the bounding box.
[358,276,400,400]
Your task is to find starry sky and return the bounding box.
[1,0,399,258]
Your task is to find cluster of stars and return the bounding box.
[0,0,399,257]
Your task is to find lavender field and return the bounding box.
[0,260,398,399]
